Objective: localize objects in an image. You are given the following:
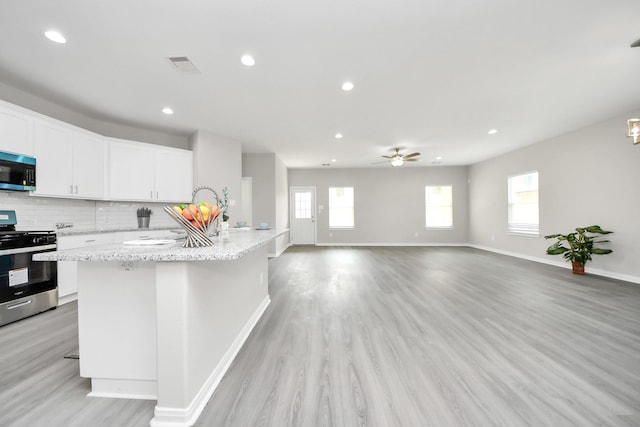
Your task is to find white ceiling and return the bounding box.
[1,0,639,168]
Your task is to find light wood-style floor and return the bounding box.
[1,246,639,427]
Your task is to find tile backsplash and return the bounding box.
[0,191,175,231]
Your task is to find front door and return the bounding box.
[290,186,316,245]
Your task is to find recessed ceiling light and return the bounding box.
[331,158,337,162]
[335,133,343,139]
[44,30,66,44]
[436,156,443,160]
[162,107,174,115]
[488,129,498,135]
[241,55,255,67]
[341,81,354,91]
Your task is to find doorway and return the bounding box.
[290,186,316,245]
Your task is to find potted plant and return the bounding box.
[136,207,152,228]
[544,225,613,274]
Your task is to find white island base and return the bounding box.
[76,245,270,427]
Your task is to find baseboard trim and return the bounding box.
[58,293,77,306]
[469,244,640,285]
[314,242,468,247]
[269,242,291,258]
[150,295,271,427]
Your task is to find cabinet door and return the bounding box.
[0,104,33,156]
[155,148,193,202]
[107,139,155,201]
[32,119,73,197]
[72,131,105,199]
[57,234,115,299]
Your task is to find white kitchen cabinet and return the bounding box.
[32,119,72,196]
[107,138,192,202]
[107,139,155,201]
[154,147,193,202]
[0,100,34,156]
[71,131,106,198]
[32,118,106,199]
[57,233,115,302]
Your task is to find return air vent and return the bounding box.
[168,56,200,73]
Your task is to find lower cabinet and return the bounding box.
[57,234,116,301]
[57,230,171,303]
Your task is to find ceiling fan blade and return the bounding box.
[405,158,420,162]
[403,152,421,159]
[632,38,640,48]
[381,155,394,159]
[371,160,390,164]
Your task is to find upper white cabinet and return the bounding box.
[155,147,193,202]
[32,119,71,196]
[32,118,105,199]
[107,138,192,202]
[107,139,156,201]
[71,131,106,199]
[0,101,34,156]
[0,98,192,202]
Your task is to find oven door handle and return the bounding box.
[7,299,33,310]
[0,244,57,257]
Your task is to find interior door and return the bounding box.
[290,186,316,245]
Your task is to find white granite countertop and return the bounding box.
[35,228,288,262]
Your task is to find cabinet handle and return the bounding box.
[69,185,73,194]
[75,185,78,194]
[84,239,96,243]
[156,191,159,199]
[150,190,153,198]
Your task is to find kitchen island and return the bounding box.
[35,228,287,427]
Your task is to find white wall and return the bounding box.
[469,110,640,282]
[190,131,242,221]
[288,166,469,245]
[242,154,276,227]
[274,155,290,255]
[242,153,290,256]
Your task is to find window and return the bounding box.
[329,187,354,228]
[425,185,453,228]
[508,171,539,235]
[294,191,312,219]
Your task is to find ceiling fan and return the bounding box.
[375,148,421,167]
[632,38,640,48]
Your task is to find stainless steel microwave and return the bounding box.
[0,151,36,191]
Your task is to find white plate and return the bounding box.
[123,239,176,246]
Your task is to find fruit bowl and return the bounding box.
[164,202,223,247]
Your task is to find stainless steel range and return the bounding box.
[0,210,57,327]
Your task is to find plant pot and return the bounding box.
[571,262,585,275]
[137,216,150,229]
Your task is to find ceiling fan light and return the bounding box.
[391,157,404,167]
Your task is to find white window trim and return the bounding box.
[425,184,454,229]
[507,171,539,237]
[328,186,355,229]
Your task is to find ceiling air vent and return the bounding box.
[168,56,200,73]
